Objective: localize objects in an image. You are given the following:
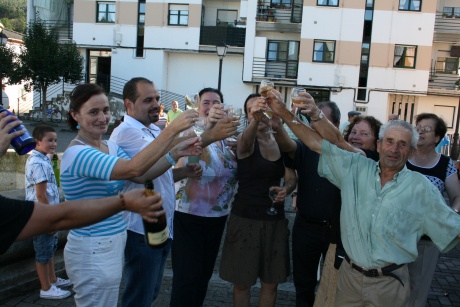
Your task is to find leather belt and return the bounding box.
[297,213,331,226]
[345,255,405,287]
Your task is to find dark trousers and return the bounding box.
[292,214,331,307]
[170,211,227,307]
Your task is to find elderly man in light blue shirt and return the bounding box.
[266,90,460,307]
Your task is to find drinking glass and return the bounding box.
[222,104,234,118]
[291,87,306,124]
[267,188,278,215]
[264,107,276,134]
[185,93,199,110]
[259,80,275,97]
[193,117,207,136]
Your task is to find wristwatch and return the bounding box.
[310,110,324,122]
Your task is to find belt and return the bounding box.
[344,255,405,287]
[297,213,331,226]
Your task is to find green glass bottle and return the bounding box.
[52,154,60,187]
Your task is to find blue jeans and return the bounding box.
[121,230,171,307]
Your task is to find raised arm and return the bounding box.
[110,110,197,180]
[445,173,460,213]
[271,116,297,160]
[266,91,323,154]
[237,97,267,159]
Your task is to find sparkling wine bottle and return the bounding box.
[52,154,60,187]
[143,180,169,248]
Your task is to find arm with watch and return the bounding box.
[266,89,363,155]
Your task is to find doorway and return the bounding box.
[87,50,112,92]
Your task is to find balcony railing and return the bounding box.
[200,26,246,47]
[252,57,298,79]
[434,12,460,43]
[40,20,73,41]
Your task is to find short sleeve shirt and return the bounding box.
[25,150,60,205]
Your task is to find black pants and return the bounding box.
[170,211,227,307]
[292,214,332,307]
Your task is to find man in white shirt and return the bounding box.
[110,77,238,307]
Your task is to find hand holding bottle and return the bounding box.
[0,109,35,156]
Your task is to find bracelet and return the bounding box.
[119,193,126,211]
[166,152,177,166]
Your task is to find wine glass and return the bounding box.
[185,93,199,110]
[193,117,207,136]
[229,107,242,121]
[259,80,274,97]
[222,104,234,118]
[264,107,276,134]
[267,188,278,215]
[291,87,306,124]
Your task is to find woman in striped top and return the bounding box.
[61,84,199,307]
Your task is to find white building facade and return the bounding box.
[27,0,460,134]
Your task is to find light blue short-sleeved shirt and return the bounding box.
[25,150,60,205]
[318,140,460,268]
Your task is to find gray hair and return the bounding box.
[378,120,419,148]
[317,101,341,126]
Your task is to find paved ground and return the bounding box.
[2,119,459,306]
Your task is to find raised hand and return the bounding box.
[166,109,199,134]
[170,137,202,159]
[205,117,239,143]
[207,104,227,125]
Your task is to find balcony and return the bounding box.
[41,20,73,42]
[256,1,302,32]
[433,12,460,43]
[252,57,298,81]
[200,26,246,47]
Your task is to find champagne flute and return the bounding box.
[264,107,276,134]
[185,93,199,110]
[291,87,306,124]
[267,188,278,215]
[193,117,207,136]
[225,108,242,149]
[259,80,274,97]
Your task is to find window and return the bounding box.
[169,4,189,26]
[443,7,460,18]
[97,2,116,23]
[313,40,335,63]
[266,40,299,78]
[393,45,417,68]
[271,0,292,9]
[398,0,421,12]
[317,0,339,7]
[136,1,145,57]
[435,57,459,74]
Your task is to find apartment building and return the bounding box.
[26,0,460,132]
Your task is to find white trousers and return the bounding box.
[64,231,127,307]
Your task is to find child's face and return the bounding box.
[35,132,58,155]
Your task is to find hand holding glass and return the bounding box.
[267,188,278,215]
[259,80,274,97]
[291,88,306,124]
[193,117,207,136]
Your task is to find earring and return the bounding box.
[76,124,80,130]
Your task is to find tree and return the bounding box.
[0,44,17,86]
[13,20,83,120]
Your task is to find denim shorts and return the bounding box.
[33,232,58,263]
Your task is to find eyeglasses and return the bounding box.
[415,125,434,133]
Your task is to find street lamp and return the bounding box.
[216,42,228,91]
[0,27,8,102]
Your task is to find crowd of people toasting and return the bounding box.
[1,76,460,307]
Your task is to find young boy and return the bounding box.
[25,126,72,299]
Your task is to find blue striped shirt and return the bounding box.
[61,142,129,237]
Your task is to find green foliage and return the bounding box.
[0,45,17,84]
[11,20,83,119]
[456,79,460,86]
[0,0,27,33]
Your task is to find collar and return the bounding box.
[376,163,408,182]
[123,114,160,133]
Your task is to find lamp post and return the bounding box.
[0,26,9,102]
[216,42,228,91]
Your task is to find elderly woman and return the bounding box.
[407,113,460,307]
[61,84,199,306]
[344,115,382,161]
[219,93,296,307]
[171,88,239,307]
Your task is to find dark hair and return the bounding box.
[345,116,383,149]
[243,93,261,118]
[123,77,153,103]
[32,125,55,141]
[68,84,106,131]
[317,101,341,126]
[198,88,224,104]
[415,113,447,146]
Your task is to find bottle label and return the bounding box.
[146,228,169,246]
